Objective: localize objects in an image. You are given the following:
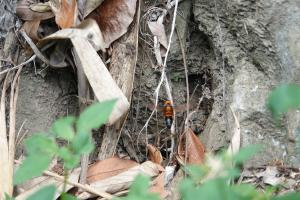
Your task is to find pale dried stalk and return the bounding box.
[0,74,10,197]
[0,55,36,75]
[227,106,241,156]
[43,170,114,199]
[19,30,66,68]
[14,160,114,199]
[8,67,23,195]
[138,0,179,142]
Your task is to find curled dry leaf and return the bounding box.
[83,0,105,17]
[39,19,105,52]
[22,20,40,41]
[147,144,163,165]
[147,13,168,50]
[87,0,137,48]
[78,161,163,199]
[177,128,205,165]
[39,19,130,124]
[87,157,138,183]
[16,0,54,21]
[49,0,78,28]
[150,172,169,199]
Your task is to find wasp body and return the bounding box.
[163,100,174,129]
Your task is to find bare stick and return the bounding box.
[15,120,27,146]
[0,74,10,196]
[8,67,23,194]
[138,0,179,142]
[19,30,66,68]
[0,55,36,75]
[14,160,114,199]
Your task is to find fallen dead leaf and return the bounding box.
[16,168,80,200]
[22,20,40,42]
[87,157,138,183]
[256,166,284,186]
[38,19,130,124]
[150,172,169,199]
[147,13,168,50]
[78,161,163,199]
[83,0,105,17]
[16,0,54,21]
[177,128,205,165]
[147,144,163,165]
[39,19,105,52]
[87,0,137,49]
[49,0,78,28]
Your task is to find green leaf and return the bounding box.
[26,185,56,200]
[71,131,94,155]
[76,100,116,133]
[267,84,300,120]
[61,193,78,200]
[57,147,80,169]
[115,175,159,200]
[272,192,300,200]
[5,193,15,200]
[14,153,52,185]
[233,145,263,164]
[25,134,58,156]
[185,165,206,181]
[51,116,76,140]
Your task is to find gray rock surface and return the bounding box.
[193,0,300,166]
[0,0,17,38]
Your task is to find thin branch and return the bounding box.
[138,0,179,145]
[14,160,114,199]
[0,55,36,75]
[8,67,23,194]
[19,29,66,68]
[0,74,10,196]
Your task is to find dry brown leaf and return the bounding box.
[49,0,78,28]
[39,19,106,52]
[87,0,137,48]
[150,172,169,199]
[147,144,163,165]
[39,19,130,124]
[147,13,168,49]
[16,0,54,21]
[82,0,105,17]
[78,161,163,199]
[72,36,130,124]
[177,128,205,165]
[87,157,138,183]
[22,20,40,42]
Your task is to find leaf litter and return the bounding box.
[3,0,300,199]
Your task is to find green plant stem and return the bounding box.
[62,169,69,193]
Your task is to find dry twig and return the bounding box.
[14,160,114,199]
[138,0,179,161]
[8,67,23,195]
